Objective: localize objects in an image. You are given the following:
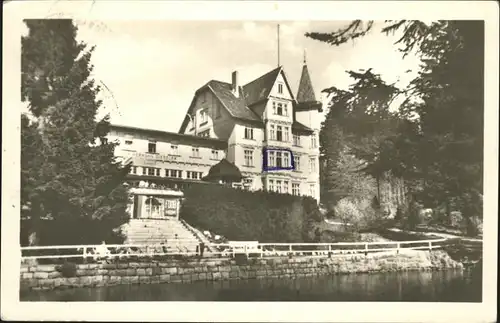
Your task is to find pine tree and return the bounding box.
[307,21,484,232]
[21,19,130,245]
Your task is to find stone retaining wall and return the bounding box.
[20,250,463,291]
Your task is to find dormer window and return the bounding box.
[199,109,208,124]
[148,141,156,154]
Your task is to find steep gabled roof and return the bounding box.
[242,66,282,106]
[179,65,311,133]
[296,64,317,103]
[207,80,261,122]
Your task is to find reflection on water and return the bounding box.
[21,269,481,302]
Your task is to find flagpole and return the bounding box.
[277,24,280,67]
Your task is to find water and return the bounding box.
[21,269,481,302]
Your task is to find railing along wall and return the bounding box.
[20,238,454,262]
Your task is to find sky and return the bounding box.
[27,20,422,133]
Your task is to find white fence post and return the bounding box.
[428,241,432,251]
[396,242,400,254]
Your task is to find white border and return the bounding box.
[2,1,498,322]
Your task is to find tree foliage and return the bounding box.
[308,20,484,232]
[21,19,130,245]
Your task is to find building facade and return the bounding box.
[110,61,322,202]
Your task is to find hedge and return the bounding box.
[180,183,322,243]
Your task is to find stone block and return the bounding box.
[33,272,49,279]
[229,271,239,278]
[88,264,100,269]
[198,273,207,280]
[151,276,160,284]
[39,278,54,287]
[117,263,129,269]
[139,276,150,284]
[206,273,213,280]
[181,274,192,282]
[102,263,117,269]
[219,266,231,272]
[256,270,266,276]
[212,272,222,280]
[136,269,146,276]
[79,276,92,286]
[20,266,29,273]
[48,271,62,279]
[248,271,256,279]
[22,272,34,279]
[122,276,132,284]
[170,275,181,282]
[37,265,57,272]
[145,268,153,276]
[97,269,108,275]
[152,267,162,275]
[129,262,140,268]
[159,274,170,282]
[221,271,229,279]
[126,268,136,276]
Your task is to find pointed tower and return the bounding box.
[294,54,323,131]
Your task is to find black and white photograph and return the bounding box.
[2,1,498,322]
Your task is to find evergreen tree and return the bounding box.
[307,21,484,232]
[21,19,130,245]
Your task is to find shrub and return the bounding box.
[56,261,77,278]
[180,183,321,243]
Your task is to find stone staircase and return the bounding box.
[121,219,201,253]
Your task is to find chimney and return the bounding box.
[231,71,239,98]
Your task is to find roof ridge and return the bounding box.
[243,65,282,88]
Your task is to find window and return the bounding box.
[276,126,283,141]
[244,149,253,167]
[292,183,300,196]
[141,167,146,175]
[293,134,301,146]
[244,127,254,140]
[311,134,318,148]
[215,104,221,119]
[284,103,288,116]
[146,167,160,176]
[200,109,208,124]
[309,184,316,197]
[243,178,252,186]
[294,155,300,171]
[272,102,277,115]
[192,147,200,158]
[129,166,138,174]
[283,152,289,168]
[170,145,179,155]
[278,83,283,94]
[277,103,283,115]
[309,158,316,172]
[198,130,210,138]
[125,140,133,145]
[283,181,289,194]
[276,151,282,168]
[269,124,276,140]
[268,151,276,167]
[268,179,275,192]
[211,150,219,160]
[284,126,290,142]
[166,169,183,178]
[148,141,156,154]
[276,180,282,193]
[187,171,201,180]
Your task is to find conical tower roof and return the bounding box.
[296,63,317,103]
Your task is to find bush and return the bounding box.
[180,183,321,243]
[56,261,77,278]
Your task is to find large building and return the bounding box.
[109,60,322,202]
